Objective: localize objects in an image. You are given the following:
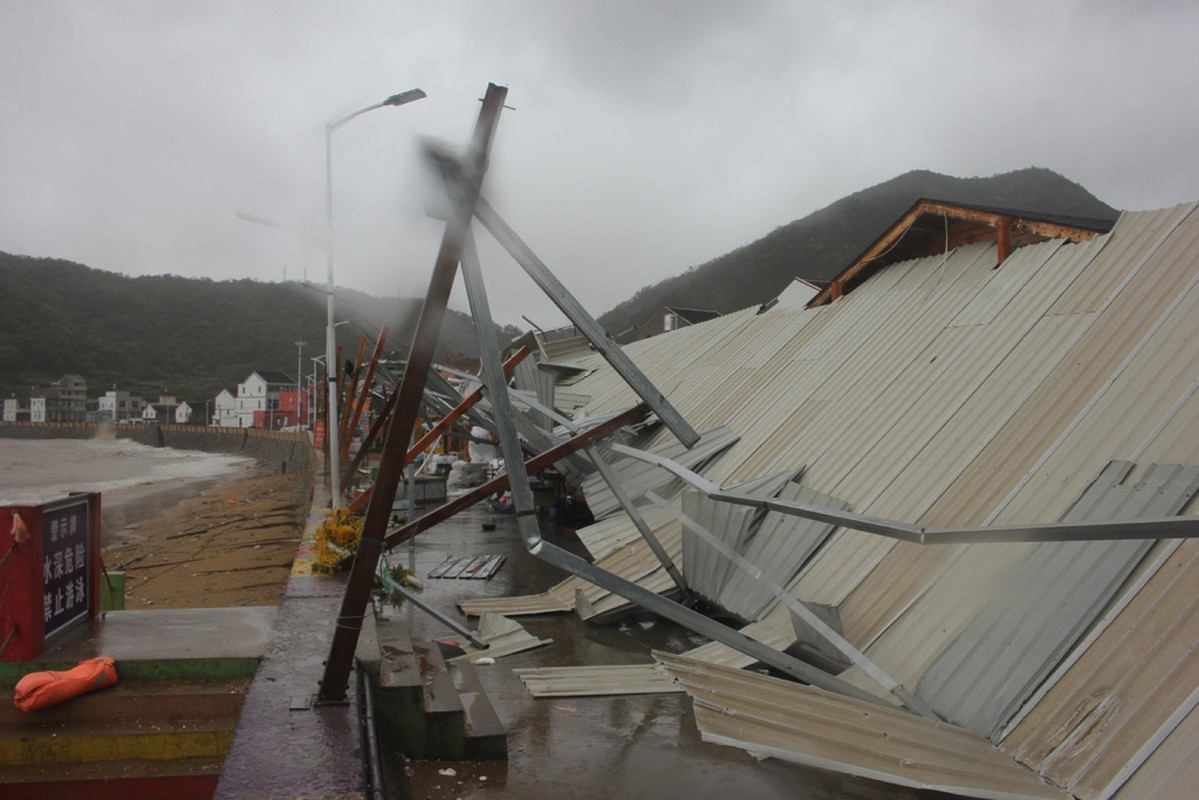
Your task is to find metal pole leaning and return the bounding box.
[458,229,544,552]
[318,83,507,703]
[471,195,700,449]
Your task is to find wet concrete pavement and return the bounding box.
[391,503,943,800]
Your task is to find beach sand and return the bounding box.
[100,460,311,608]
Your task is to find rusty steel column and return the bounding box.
[318,83,508,703]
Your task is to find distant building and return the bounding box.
[213,389,238,427]
[626,306,721,343]
[176,400,207,425]
[31,375,89,422]
[236,371,293,429]
[770,278,823,311]
[97,389,143,423]
[271,388,308,429]
[141,395,179,425]
[3,396,29,422]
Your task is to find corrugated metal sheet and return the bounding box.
[679,612,797,667]
[715,482,847,622]
[468,203,1199,798]
[581,426,739,520]
[513,664,678,697]
[445,611,552,663]
[511,358,560,429]
[680,472,792,602]
[575,505,677,561]
[917,461,1199,740]
[458,590,571,617]
[656,652,1069,800]
[1002,537,1199,798]
[1110,687,1199,800]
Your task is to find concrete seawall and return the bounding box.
[0,423,316,492]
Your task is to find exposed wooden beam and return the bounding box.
[996,215,1012,265]
[809,200,1110,307]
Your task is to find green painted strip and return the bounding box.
[0,657,260,687]
[0,730,235,765]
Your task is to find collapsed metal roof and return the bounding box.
[474,200,1199,798]
[322,86,1199,797]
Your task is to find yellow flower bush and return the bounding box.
[312,508,364,573]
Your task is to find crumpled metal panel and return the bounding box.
[716,482,848,622]
[679,471,794,607]
[581,426,740,520]
[917,461,1199,740]
[657,652,1069,800]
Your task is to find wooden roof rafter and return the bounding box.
[808,199,1115,307]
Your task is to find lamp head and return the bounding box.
[385,88,427,107]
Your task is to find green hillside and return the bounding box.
[0,255,510,402]
[1,167,1120,404]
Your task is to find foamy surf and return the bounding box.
[0,438,254,506]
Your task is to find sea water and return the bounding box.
[0,437,254,537]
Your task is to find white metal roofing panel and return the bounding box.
[514,664,679,697]
[581,426,739,520]
[575,505,677,561]
[458,590,571,617]
[709,248,985,490]
[1002,537,1199,798]
[445,611,552,663]
[928,206,1199,525]
[916,462,1199,740]
[580,567,677,619]
[886,312,1099,527]
[1109,690,1199,800]
[656,652,1069,800]
[1049,204,1194,316]
[716,482,847,622]
[949,240,1069,327]
[681,487,757,600]
[838,539,967,648]
[811,239,1068,503]
[796,234,1118,616]
[994,213,1199,526]
[797,255,929,359]
[853,539,1037,694]
[572,309,754,416]
[680,612,797,668]
[722,245,993,496]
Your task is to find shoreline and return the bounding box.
[101,459,313,609]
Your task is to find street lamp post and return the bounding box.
[295,340,305,429]
[324,87,425,508]
[311,355,326,432]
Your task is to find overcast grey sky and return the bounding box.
[2,1,1197,329]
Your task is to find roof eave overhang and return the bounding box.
[808,199,1113,308]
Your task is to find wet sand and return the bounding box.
[100,460,311,608]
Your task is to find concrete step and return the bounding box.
[413,637,468,760]
[0,755,224,800]
[370,614,427,758]
[449,660,507,761]
[0,715,239,766]
[365,613,507,761]
[0,677,249,725]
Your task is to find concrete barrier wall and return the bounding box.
[0,423,316,491]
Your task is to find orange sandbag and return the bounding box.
[12,655,118,712]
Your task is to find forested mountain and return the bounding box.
[2,167,1122,404]
[597,167,1120,337]
[0,254,511,402]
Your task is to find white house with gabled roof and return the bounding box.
[235,371,293,429]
